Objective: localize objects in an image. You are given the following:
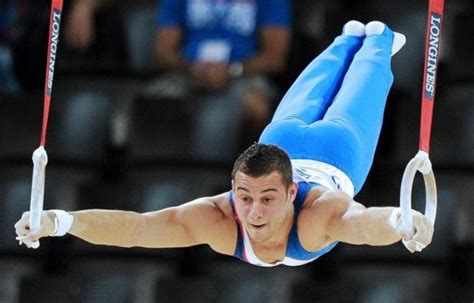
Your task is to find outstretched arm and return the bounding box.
[304,190,434,252]
[15,194,234,252]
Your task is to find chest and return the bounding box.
[185,0,257,35]
[252,243,287,264]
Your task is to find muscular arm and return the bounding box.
[324,196,401,246]
[154,26,290,78]
[154,27,190,72]
[300,190,401,248]
[242,27,291,75]
[17,194,235,253]
[69,195,232,250]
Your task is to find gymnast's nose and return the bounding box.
[249,202,264,221]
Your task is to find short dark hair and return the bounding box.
[232,143,293,188]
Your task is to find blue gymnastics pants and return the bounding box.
[259,26,395,194]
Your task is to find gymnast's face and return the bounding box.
[232,171,297,244]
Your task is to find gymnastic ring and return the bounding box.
[400,151,437,237]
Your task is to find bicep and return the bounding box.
[300,190,368,246]
[174,198,226,245]
[140,197,227,248]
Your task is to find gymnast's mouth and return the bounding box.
[250,223,266,229]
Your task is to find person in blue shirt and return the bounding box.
[0,0,109,95]
[16,21,434,267]
[150,0,292,156]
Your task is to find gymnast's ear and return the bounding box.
[288,182,298,199]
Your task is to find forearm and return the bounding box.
[62,197,223,249]
[357,207,401,246]
[68,207,200,249]
[242,53,286,75]
[155,30,190,72]
[68,209,145,248]
[16,197,222,250]
[329,203,402,246]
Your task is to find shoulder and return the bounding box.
[303,189,353,219]
[193,192,238,255]
[296,189,352,251]
[180,192,234,228]
[204,192,235,223]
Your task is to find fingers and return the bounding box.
[413,215,433,244]
[402,239,426,253]
[390,208,414,241]
[14,211,52,249]
[401,213,434,253]
[15,228,42,249]
[15,225,29,238]
[14,211,30,237]
[395,226,412,241]
[16,229,45,249]
[402,239,416,253]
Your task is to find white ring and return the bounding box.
[400,151,437,237]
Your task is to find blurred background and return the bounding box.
[0,0,473,302]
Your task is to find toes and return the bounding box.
[343,20,365,37]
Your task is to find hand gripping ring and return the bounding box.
[400,151,437,237]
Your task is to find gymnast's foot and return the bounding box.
[365,21,406,56]
[343,20,365,37]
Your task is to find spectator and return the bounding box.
[149,0,292,157]
[0,0,108,95]
[0,0,30,94]
[64,0,115,50]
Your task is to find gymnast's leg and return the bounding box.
[268,21,365,124]
[259,21,366,149]
[304,22,403,193]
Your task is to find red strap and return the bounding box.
[419,0,445,153]
[41,0,64,147]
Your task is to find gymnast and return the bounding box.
[15,21,434,267]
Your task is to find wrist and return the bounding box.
[228,62,243,78]
[388,207,401,228]
[50,209,74,237]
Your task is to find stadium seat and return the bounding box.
[121,4,158,74]
[0,257,40,303]
[129,96,194,163]
[448,11,474,81]
[0,94,43,160]
[0,165,97,251]
[290,265,442,303]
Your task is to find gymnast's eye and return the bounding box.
[240,196,251,203]
[263,197,274,203]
